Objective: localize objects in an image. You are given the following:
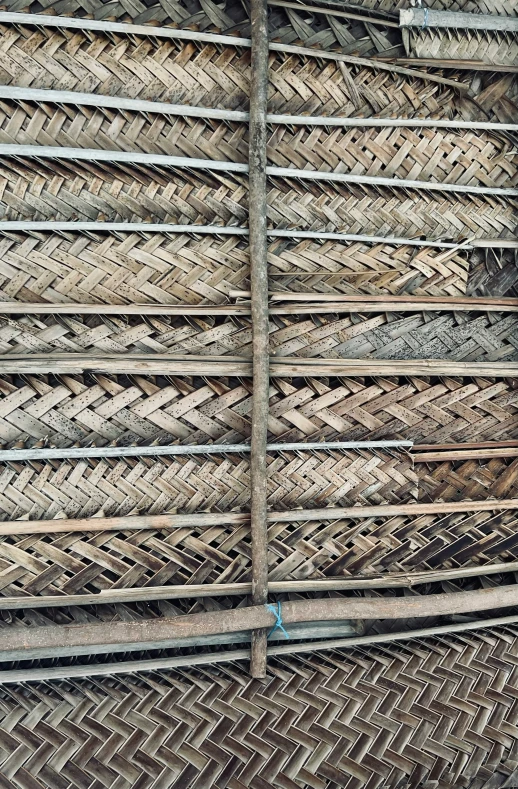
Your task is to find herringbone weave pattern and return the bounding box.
[0,374,255,446]
[268,375,518,444]
[4,311,518,361]
[409,29,518,66]
[1,374,517,447]
[0,232,250,305]
[268,126,517,189]
[0,233,472,302]
[1,632,518,787]
[269,238,470,297]
[0,157,515,239]
[0,101,249,162]
[0,447,417,520]
[418,456,518,503]
[2,508,518,600]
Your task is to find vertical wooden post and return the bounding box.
[248,0,270,678]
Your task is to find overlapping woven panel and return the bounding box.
[418,455,518,502]
[0,632,518,788]
[468,248,518,298]
[4,311,518,360]
[0,99,249,161]
[0,232,250,305]
[408,28,518,66]
[269,238,470,296]
[0,447,417,520]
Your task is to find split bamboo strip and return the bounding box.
[1,498,517,537]
[400,8,518,31]
[1,561,517,610]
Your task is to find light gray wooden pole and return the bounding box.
[249,0,270,679]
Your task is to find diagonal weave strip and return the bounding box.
[0,447,417,520]
[418,455,518,503]
[269,238,471,297]
[2,508,518,599]
[408,28,518,66]
[0,373,516,447]
[0,631,518,787]
[0,231,251,306]
[4,310,518,363]
[2,99,515,193]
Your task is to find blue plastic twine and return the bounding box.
[266,602,290,640]
[421,8,429,28]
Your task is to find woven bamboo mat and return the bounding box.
[0,231,251,306]
[1,156,514,238]
[0,447,417,520]
[0,233,473,302]
[0,632,516,788]
[3,311,518,361]
[418,455,518,503]
[0,373,516,446]
[408,28,518,66]
[1,509,518,601]
[269,239,471,297]
[468,248,518,299]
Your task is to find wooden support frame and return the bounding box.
[249,0,270,679]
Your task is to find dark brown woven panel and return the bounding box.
[468,248,518,299]
[1,374,516,447]
[268,375,518,444]
[418,456,518,503]
[0,158,248,224]
[270,239,470,297]
[3,508,518,600]
[0,373,254,446]
[268,127,517,189]
[0,25,252,110]
[0,231,250,305]
[4,311,518,361]
[0,632,518,787]
[0,100,248,162]
[0,447,417,520]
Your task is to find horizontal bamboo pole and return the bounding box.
[3,145,512,196]
[3,587,518,661]
[0,354,517,377]
[414,447,518,462]
[1,498,517,536]
[0,440,411,462]
[0,13,469,90]
[2,612,516,682]
[1,561,517,611]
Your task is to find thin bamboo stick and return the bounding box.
[1,498,517,536]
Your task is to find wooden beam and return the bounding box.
[3,612,517,682]
[249,0,270,680]
[400,8,518,32]
[414,448,518,462]
[1,355,517,377]
[1,499,517,536]
[3,587,518,661]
